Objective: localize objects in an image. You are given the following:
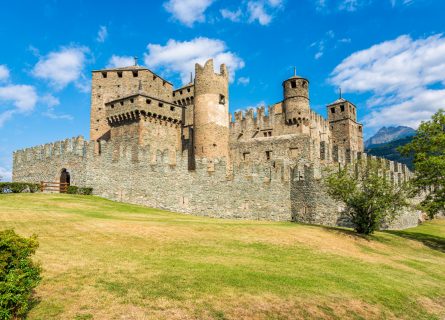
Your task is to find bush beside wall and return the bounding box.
[67,186,93,195]
[0,183,40,194]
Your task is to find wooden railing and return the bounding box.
[40,181,69,193]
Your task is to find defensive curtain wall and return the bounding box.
[13,130,419,230]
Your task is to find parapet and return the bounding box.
[13,136,88,165]
[194,59,229,96]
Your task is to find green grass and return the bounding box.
[0,194,444,319]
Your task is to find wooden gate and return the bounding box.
[40,181,69,193]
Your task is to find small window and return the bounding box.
[302,81,307,88]
[117,71,123,78]
[291,80,297,88]
[331,107,336,114]
[264,132,267,137]
[120,101,124,106]
[101,72,107,78]
[153,75,157,80]
[180,90,183,95]
[110,104,114,108]
[268,131,272,137]
[187,88,191,93]
[243,152,250,160]
[266,151,272,160]
[170,106,175,111]
[146,99,151,104]
[159,102,163,108]
[340,105,345,112]
[96,119,99,122]
[219,94,226,105]
[130,98,134,103]
[173,92,176,97]
[163,81,166,86]
[132,71,138,77]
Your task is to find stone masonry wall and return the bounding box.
[13,137,291,221]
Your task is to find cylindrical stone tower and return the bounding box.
[193,59,229,160]
[282,73,310,126]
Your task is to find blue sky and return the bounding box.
[1,0,444,180]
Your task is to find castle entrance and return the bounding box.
[59,168,71,192]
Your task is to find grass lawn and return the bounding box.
[0,194,444,320]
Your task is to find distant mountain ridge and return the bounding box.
[365,126,416,148]
[365,136,414,170]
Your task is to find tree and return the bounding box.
[0,230,41,320]
[325,159,409,235]
[399,109,445,218]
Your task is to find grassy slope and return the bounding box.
[0,194,444,320]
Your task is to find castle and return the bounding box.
[12,59,419,229]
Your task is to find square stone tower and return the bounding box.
[327,97,364,159]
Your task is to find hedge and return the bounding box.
[0,183,40,194]
[66,186,93,195]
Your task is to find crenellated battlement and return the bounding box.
[13,136,88,165]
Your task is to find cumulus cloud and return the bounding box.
[107,55,135,68]
[330,34,445,129]
[97,26,108,43]
[220,0,284,25]
[164,0,214,27]
[0,65,9,82]
[0,85,38,127]
[31,46,89,90]
[144,37,244,84]
[0,85,38,112]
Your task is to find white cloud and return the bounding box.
[0,65,9,82]
[144,37,244,84]
[0,110,15,127]
[236,100,267,112]
[330,34,445,129]
[107,55,135,68]
[220,8,242,22]
[237,77,250,85]
[221,0,284,25]
[0,66,38,127]
[39,94,73,120]
[32,46,89,90]
[164,0,214,27]
[97,26,108,43]
[0,85,38,112]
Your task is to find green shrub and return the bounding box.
[66,186,79,194]
[0,230,41,320]
[0,183,40,194]
[66,186,93,195]
[78,187,93,195]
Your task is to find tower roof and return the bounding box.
[327,97,357,108]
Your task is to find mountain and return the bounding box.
[365,136,414,170]
[365,126,416,148]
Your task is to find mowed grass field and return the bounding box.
[0,194,444,320]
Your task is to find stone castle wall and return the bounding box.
[13,136,419,229]
[13,136,292,221]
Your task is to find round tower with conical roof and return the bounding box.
[282,70,310,126]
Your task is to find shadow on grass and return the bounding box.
[384,230,445,253]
